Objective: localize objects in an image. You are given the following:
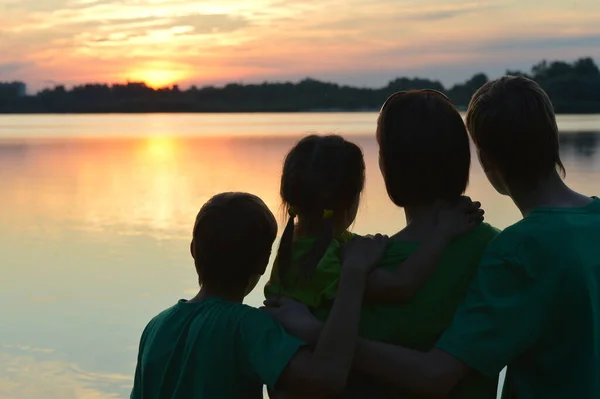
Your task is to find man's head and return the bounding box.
[466,76,565,195]
[376,90,470,207]
[191,192,277,295]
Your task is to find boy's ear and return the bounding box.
[190,240,195,259]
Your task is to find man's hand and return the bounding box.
[262,297,324,346]
[341,234,390,275]
[434,196,485,241]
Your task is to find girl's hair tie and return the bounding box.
[322,209,333,219]
[288,206,298,217]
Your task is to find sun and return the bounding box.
[139,137,180,162]
[129,69,186,89]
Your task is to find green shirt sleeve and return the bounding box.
[130,322,151,399]
[436,238,553,378]
[239,309,306,389]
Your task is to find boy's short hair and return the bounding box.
[466,76,565,181]
[192,192,277,286]
[377,90,470,207]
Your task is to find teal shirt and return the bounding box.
[438,198,600,399]
[131,298,305,399]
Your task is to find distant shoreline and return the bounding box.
[3,108,600,116]
[2,56,600,115]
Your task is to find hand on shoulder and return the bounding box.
[341,234,390,276]
[434,196,485,241]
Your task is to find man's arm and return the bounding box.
[353,340,469,398]
[266,237,549,397]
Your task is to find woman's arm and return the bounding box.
[274,235,389,396]
[365,232,450,302]
[364,197,484,303]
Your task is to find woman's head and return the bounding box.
[276,134,365,280]
[377,90,470,208]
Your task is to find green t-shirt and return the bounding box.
[437,198,600,399]
[265,223,500,398]
[131,297,305,399]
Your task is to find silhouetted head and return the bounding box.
[191,192,277,295]
[466,76,565,195]
[377,90,470,207]
[276,134,365,280]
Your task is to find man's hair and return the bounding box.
[377,90,470,207]
[192,192,277,286]
[466,75,565,181]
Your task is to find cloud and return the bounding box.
[477,33,600,51]
[2,0,600,90]
[0,62,33,78]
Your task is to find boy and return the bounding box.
[266,77,600,398]
[130,192,388,398]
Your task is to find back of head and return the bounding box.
[276,134,365,280]
[466,76,565,181]
[377,90,470,207]
[192,192,277,287]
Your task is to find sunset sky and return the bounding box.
[1,0,599,91]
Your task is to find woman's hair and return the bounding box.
[275,134,365,282]
[377,90,470,207]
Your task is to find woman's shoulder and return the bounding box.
[467,222,502,243]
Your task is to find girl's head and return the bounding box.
[276,134,365,280]
[377,90,470,208]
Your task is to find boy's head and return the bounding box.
[191,192,277,295]
[377,90,470,207]
[466,76,565,195]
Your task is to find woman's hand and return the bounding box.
[262,297,323,345]
[434,196,485,241]
[341,234,390,276]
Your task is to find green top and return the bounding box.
[437,198,600,399]
[131,297,305,399]
[265,223,500,398]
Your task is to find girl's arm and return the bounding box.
[365,198,484,303]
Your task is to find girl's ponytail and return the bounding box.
[298,209,334,280]
[274,206,297,284]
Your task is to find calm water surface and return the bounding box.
[1,113,599,399]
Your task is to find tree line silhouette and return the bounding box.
[1,57,599,114]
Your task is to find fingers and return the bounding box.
[468,201,482,212]
[263,296,284,308]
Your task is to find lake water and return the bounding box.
[1,113,599,399]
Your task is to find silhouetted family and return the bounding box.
[130,76,600,399]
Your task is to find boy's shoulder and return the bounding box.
[146,300,263,331]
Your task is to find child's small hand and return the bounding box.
[435,196,485,240]
[341,234,390,275]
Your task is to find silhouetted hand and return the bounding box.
[434,196,485,240]
[341,234,390,275]
[262,297,323,345]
